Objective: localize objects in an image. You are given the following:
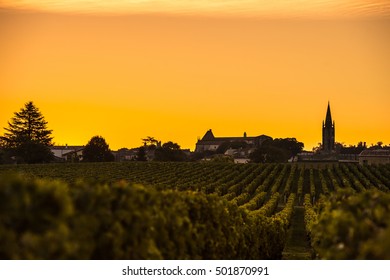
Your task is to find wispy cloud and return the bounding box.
[0,0,389,18]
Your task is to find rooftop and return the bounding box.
[359,149,390,157]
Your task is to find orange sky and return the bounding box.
[1,1,389,151]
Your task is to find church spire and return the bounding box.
[325,101,332,126]
[322,102,335,153]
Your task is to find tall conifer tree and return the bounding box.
[1,101,54,163]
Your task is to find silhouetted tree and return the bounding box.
[215,141,231,154]
[230,141,248,149]
[250,138,304,163]
[142,136,160,150]
[1,101,54,163]
[271,138,304,157]
[215,141,248,154]
[162,141,180,150]
[250,146,288,163]
[312,143,323,153]
[136,146,147,161]
[0,139,11,164]
[191,150,216,161]
[154,141,187,161]
[82,136,114,162]
[337,142,360,154]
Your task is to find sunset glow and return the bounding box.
[1,1,390,18]
[1,1,389,151]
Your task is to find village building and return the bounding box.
[195,129,271,153]
[62,148,84,162]
[114,148,138,161]
[50,145,84,162]
[358,149,390,165]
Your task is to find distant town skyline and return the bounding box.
[1,1,389,151]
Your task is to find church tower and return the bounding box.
[322,102,335,153]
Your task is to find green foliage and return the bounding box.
[318,169,329,194]
[297,167,305,202]
[240,191,267,211]
[1,162,389,260]
[0,174,74,259]
[310,190,390,259]
[82,136,114,162]
[250,192,280,217]
[274,193,296,226]
[303,194,318,236]
[209,154,234,163]
[1,101,54,163]
[0,174,290,260]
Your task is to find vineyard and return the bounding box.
[0,162,390,259]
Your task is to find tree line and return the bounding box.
[2,101,385,164]
[0,101,305,164]
[0,102,189,164]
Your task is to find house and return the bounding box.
[50,145,84,162]
[195,129,271,153]
[62,148,84,162]
[358,149,390,165]
[234,158,251,164]
[115,148,138,161]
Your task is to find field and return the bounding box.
[0,162,390,259]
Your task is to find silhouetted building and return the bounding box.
[114,148,138,161]
[322,102,335,154]
[195,129,271,152]
[359,149,390,165]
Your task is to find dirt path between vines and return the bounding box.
[282,206,313,260]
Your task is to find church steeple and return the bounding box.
[325,102,332,126]
[322,102,335,153]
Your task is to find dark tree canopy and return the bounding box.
[154,141,187,162]
[215,141,231,154]
[142,136,160,150]
[271,138,304,157]
[249,146,288,163]
[136,146,147,161]
[142,136,158,146]
[250,138,304,163]
[1,101,54,163]
[82,136,114,162]
[162,141,180,150]
[214,141,248,155]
